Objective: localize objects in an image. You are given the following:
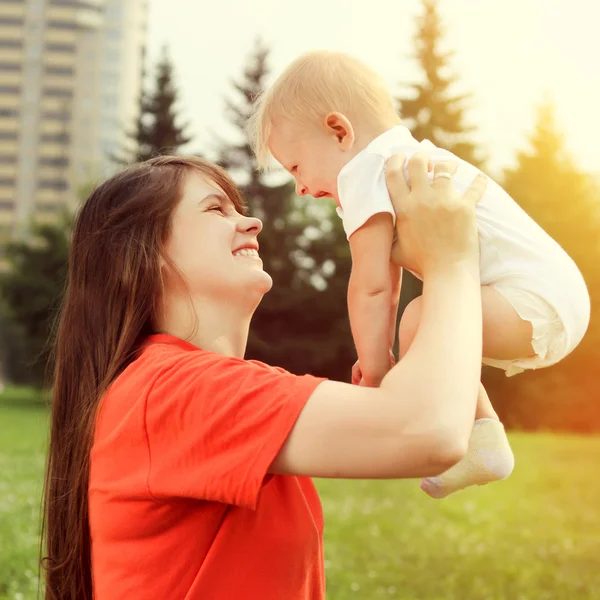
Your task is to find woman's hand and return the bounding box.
[386,153,487,277]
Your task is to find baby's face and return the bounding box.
[268,120,351,205]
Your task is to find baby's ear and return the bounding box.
[324,112,355,149]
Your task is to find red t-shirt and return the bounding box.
[89,333,326,599]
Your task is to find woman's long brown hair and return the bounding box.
[41,155,245,599]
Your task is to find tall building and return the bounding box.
[0,0,146,240]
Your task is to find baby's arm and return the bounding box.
[348,213,396,388]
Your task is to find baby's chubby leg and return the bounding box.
[478,285,537,363]
[399,288,520,498]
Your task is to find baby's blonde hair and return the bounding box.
[247,50,399,171]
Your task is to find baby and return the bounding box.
[247,51,590,498]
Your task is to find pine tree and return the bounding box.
[0,215,71,386]
[483,100,600,432]
[217,39,299,286]
[118,46,191,164]
[395,0,485,328]
[503,101,600,266]
[502,99,600,362]
[397,0,482,167]
[218,39,355,380]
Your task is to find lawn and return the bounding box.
[1,390,599,599]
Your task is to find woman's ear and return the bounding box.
[324,112,355,150]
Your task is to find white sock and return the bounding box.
[420,418,515,499]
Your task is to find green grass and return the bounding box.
[0,391,48,600]
[316,433,600,599]
[1,390,599,599]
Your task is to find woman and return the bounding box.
[42,152,486,599]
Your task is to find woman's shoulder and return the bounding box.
[142,334,297,377]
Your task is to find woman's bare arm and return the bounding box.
[270,154,487,480]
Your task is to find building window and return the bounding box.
[43,87,73,98]
[49,0,103,7]
[0,201,16,210]
[0,178,16,187]
[41,110,70,122]
[47,20,77,30]
[44,65,75,76]
[0,39,22,48]
[38,156,69,167]
[0,86,20,95]
[0,154,17,164]
[38,179,68,191]
[0,16,24,26]
[36,202,62,213]
[0,63,21,72]
[0,132,18,140]
[0,108,18,118]
[40,133,70,143]
[45,42,76,53]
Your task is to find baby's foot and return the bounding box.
[420,418,515,499]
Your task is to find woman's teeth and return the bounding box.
[233,249,260,258]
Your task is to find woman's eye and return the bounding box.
[209,205,223,213]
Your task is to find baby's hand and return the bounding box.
[351,351,396,387]
[351,359,363,386]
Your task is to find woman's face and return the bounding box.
[163,170,273,304]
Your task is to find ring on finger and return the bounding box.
[433,171,453,181]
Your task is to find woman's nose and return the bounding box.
[238,214,263,235]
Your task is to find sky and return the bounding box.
[145,0,600,178]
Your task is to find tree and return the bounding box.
[503,100,600,275]
[0,215,71,387]
[117,46,191,164]
[217,39,355,381]
[483,99,600,432]
[396,0,483,168]
[394,0,486,323]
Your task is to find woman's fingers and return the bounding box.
[431,161,459,192]
[462,173,488,207]
[385,153,410,212]
[406,152,430,192]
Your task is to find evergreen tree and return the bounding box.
[118,46,191,164]
[503,100,600,272]
[0,216,70,386]
[502,99,600,366]
[395,0,485,328]
[484,100,600,432]
[218,39,355,380]
[397,0,483,168]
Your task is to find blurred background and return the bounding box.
[0,0,598,598]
